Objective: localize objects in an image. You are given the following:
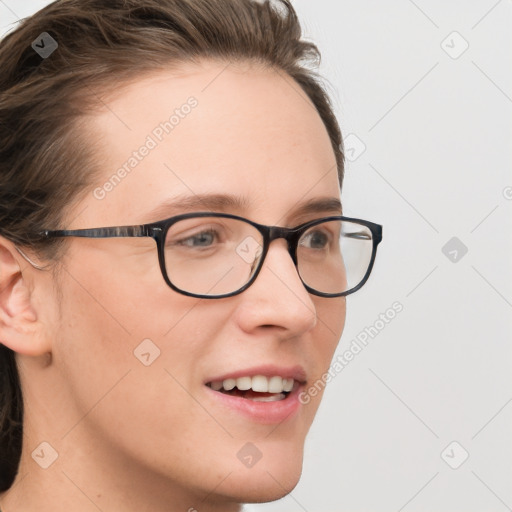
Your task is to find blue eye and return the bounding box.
[176,229,217,248]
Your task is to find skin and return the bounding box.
[0,60,346,512]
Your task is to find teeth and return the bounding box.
[211,381,223,391]
[251,375,268,392]
[223,378,236,391]
[210,375,296,394]
[236,376,252,391]
[268,376,283,393]
[283,378,294,392]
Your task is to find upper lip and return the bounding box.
[204,364,307,385]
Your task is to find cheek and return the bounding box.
[314,296,346,361]
[57,242,203,339]
[52,248,210,425]
[53,259,238,484]
[305,296,346,406]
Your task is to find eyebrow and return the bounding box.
[142,193,343,224]
[143,193,249,222]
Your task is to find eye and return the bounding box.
[173,229,218,248]
[300,229,330,249]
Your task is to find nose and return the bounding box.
[233,239,317,336]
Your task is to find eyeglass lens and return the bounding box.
[163,217,374,297]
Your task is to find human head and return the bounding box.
[0,0,346,508]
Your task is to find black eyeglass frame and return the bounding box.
[40,212,383,299]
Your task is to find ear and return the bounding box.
[0,236,51,356]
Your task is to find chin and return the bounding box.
[221,468,303,504]
[212,445,305,504]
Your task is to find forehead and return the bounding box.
[79,60,340,226]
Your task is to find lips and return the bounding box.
[204,373,305,424]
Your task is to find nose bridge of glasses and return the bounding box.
[266,225,300,263]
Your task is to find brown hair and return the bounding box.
[0,0,344,491]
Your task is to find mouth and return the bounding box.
[206,375,297,402]
[203,366,307,424]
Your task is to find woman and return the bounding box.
[0,0,382,510]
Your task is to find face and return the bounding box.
[41,61,345,505]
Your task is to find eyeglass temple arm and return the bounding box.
[15,246,49,270]
[17,226,161,270]
[40,225,160,239]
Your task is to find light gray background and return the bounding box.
[1,1,511,511]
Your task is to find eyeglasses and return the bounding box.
[39,212,382,299]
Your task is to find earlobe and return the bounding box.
[0,237,50,356]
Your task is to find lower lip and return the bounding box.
[204,383,303,425]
